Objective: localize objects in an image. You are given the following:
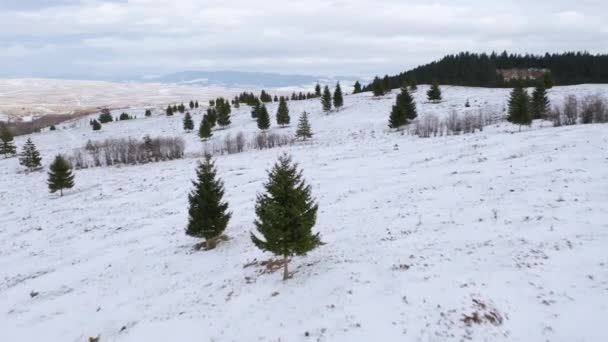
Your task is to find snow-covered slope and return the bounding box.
[1,85,607,342]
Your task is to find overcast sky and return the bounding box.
[1,0,607,80]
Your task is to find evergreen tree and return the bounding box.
[383,75,391,92]
[166,105,174,116]
[189,100,195,109]
[19,138,42,171]
[276,97,290,127]
[333,82,344,110]
[251,100,261,119]
[91,119,102,131]
[0,126,17,158]
[408,77,418,91]
[372,76,385,96]
[251,154,322,281]
[296,112,313,141]
[186,154,231,249]
[209,100,215,107]
[353,81,362,94]
[321,85,332,112]
[315,83,322,97]
[119,112,130,121]
[145,109,152,117]
[183,112,194,131]
[98,108,113,123]
[217,101,232,128]
[274,95,279,102]
[389,87,417,130]
[49,125,56,131]
[199,116,213,140]
[206,107,218,127]
[257,104,271,130]
[531,80,550,119]
[543,72,554,89]
[427,80,442,102]
[507,82,532,130]
[195,100,199,108]
[47,155,74,196]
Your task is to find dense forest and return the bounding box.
[363,51,608,91]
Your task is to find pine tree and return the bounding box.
[389,87,417,130]
[296,112,313,141]
[427,80,442,102]
[276,97,290,127]
[98,108,113,123]
[145,109,152,117]
[372,76,385,96]
[274,95,279,102]
[49,125,56,131]
[199,116,213,141]
[47,155,74,196]
[19,138,42,171]
[251,99,261,119]
[217,101,231,128]
[408,77,418,91]
[91,119,102,131]
[543,72,554,89]
[383,75,391,92]
[183,112,194,131]
[189,100,195,109]
[531,80,550,120]
[251,154,322,280]
[0,126,17,158]
[321,85,332,113]
[507,81,532,131]
[119,112,130,121]
[315,83,321,97]
[166,105,174,116]
[353,81,362,94]
[186,154,231,249]
[195,101,199,108]
[333,82,344,110]
[257,104,271,130]
[206,107,217,127]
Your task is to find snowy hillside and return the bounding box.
[1,85,607,342]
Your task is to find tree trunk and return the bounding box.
[282,254,289,281]
[60,188,63,196]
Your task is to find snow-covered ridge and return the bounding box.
[1,85,607,342]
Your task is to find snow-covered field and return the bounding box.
[1,85,607,342]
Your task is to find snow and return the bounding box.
[1,84,607,342]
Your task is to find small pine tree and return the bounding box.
[189,100,195,109]
[206,108,218,127]
[543,72,554,89]
[251,100,261,119]
[372,76,385,96]
[296,112,313,141]
[119,112,130,121]
[47,155,74,196]
[531,80,550,120]
[276,97,290,127]
[19,138,42,171]
[427,81,442,102]
[183,112,194,131]
[257,104,271,130]
[91,119,101,131]
[195,101,199,108]
[382,75,391,92]
[408,77,418,91]
[144,109,152,117]
[321,85,332,113]
[166,105,174,116]
[465,99,471,108]
[315,83,321,97]
[49,125,56,131]
[186,154,231,249]
[199,116,213,140]
[333,82,344,110]
[0,126,17,158]
[353,81,362,94]
[98,108,113,123]
[217,101,232,128]
[507,81,532,131]
[389,87,417,130]
[251,154,322,281]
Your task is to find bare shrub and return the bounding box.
[413,114,440,138]
[563,95,578,125]
[581,94,607,124]
[550,106,562,127]
[236,132,245,153]
[445,111,462,135]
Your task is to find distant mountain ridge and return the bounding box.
[141,70,359,88]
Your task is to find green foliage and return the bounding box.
[276,97,290,127]
[315,83,321,97]
[144,109,152,117]
[98,108,113,123]
[321,85,332,112]
[91,119,102,131]
[47,154,75,196]
[183,112,194,131]
[0,126,16,157]
[531,81,550,119]
[371,76,385,96]
[260,90,273,103]
[186,155,231,248]
[199,116,213,140]
[543,72,554,89]
[166,105,174,116]
[195,101,199,108]
[427,81,442,102]
[251,100,261,119]
[19,138,42,171]
[389,87,417,130]
[333,82,344,110]
[251,154,321,280]
[189,100,195,109]
[216,98,232,128]
[296,112,313,141]
[257,104,271,130]
[119,112,131,121]
[507,82,532,129]
[408,77,418,91]
[49,125,56,131]
[353,81,362,94]
[206,107,218,127]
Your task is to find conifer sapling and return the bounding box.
[0,126,17,158]
[48,155,75,196]
[19,138,42,171]
[276,97,290,127]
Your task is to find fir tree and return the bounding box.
[315,83,321,97]
[353,81,362,94]
[145,109,152,117]
[383,75,391,92]
[372,76,385,96]
[333,82,344,110]
[49,125,56,131]
[217,101,231,128]
[166,105,174,116]
[274,95,279,102]
[98,108,113,123]
[465,99,471,107]
[321,85,332,113]
[389,87,417,130]
[195,100,199,108]
[251,100,261,119]
[531,80,550,119]
[257,104,271,130]
[47,155,74,196]
[186,154,231,249]
[119,112,130,121]
[189,100,195,109]
[0,126,17,158]
[507,81,532,131]
[251,154,321,280]
[427,80,442,102]
[91,119,102,131]
[543,72,554,89]
[19,138,42,171]
[183,112,194,131]
[209,100,215,107]
[276,97,290,127]
[408,77,418,91]
[206,107,218,127]
[199,116,213,141]
[296,112,313,141]
[179,103,186,113]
